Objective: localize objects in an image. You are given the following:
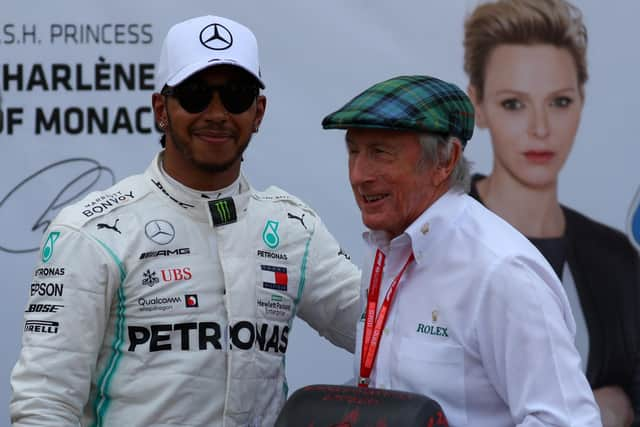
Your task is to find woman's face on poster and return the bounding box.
[472,44,583,189]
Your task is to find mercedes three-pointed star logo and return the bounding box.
[144,219,175,245]
[199,23,233,50]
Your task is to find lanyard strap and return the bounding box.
[359,249,414,388]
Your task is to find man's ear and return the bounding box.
[467,85,487,129]
[432,139,462,188]
[253,95,266,132]
[152,93,168,127]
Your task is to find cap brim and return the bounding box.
[166,59,265,89]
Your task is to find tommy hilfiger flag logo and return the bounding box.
[209,197,237,226]
[261,265,288,291]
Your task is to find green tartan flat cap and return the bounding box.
[322,75,474,146]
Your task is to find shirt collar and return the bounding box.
[362,188,468,264]
[159,157,243,201]
[145,151,253,224]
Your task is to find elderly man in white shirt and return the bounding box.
[321,75,602,427]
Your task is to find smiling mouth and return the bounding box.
[192,126,235,139]
[193,132,234,144]
[196,132,232,138]
[362,194,388,203]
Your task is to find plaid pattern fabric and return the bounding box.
[322,75,474,145]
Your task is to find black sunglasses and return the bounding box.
[162,80,259,115]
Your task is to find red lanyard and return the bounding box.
[359,249,414,388]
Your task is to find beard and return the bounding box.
[166,119,251,173]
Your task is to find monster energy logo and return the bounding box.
[42,231,61,263]
[262,220,280,249]
[208,197,237,226]
[215,200,232,221]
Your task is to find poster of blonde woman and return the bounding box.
[464,0,639,425]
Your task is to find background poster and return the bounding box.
[2,1,639,421]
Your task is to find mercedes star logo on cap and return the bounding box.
[199,23,233,50]
[145,219,176,245]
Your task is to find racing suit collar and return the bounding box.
[145,152,252,225]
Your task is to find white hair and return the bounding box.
[417,133,471,191]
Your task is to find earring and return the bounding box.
[254,124,259,133]
[158,120,167,129]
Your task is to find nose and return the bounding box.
[349,152,374,187]
[202,91,228,121]
[528,104,550,139]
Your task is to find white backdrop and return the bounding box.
[2,1,639,423]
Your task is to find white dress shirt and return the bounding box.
[354,189,601,426]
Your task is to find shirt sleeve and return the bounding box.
[10,225,118,426]
[474,256,602,427]
[295,216,361,353]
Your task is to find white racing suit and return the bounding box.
[10,153,361,427]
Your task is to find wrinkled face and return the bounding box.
[153,65,265,189]
[472,44,583,189]
[346,129,441,239]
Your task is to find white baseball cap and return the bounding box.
[155,15,265,92]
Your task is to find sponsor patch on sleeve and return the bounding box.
[261,265,288,291]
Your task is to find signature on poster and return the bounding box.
[0,158,115,254]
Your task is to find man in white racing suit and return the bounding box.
[10,15,361,427]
